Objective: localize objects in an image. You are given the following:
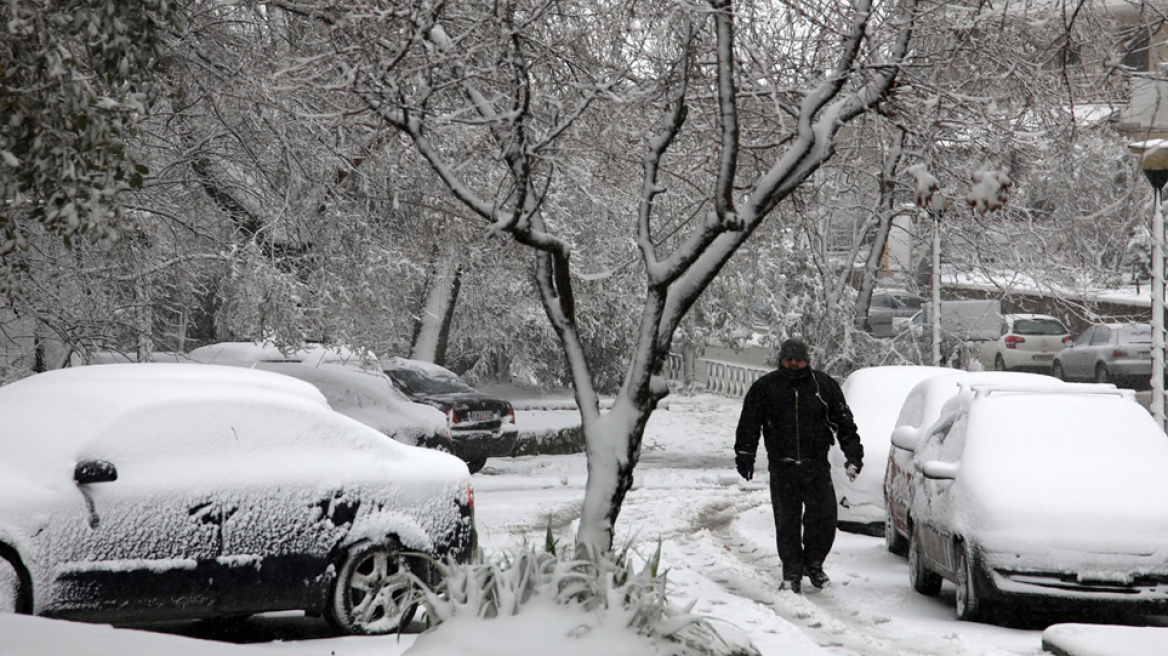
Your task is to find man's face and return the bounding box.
[781,356,807,370]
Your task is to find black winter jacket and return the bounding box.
[734,368,863,470]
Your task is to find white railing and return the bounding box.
[703,359,770,398]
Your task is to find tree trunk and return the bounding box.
[410,250,462,366]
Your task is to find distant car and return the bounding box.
[984,314,1071,372]
[898,382,1168,621]
[382,358,518,474]
[833,365,950,532]
[1052,323,1153,387]
[187,341,375,368]
[883,371,1068,557]
[865,290,927,338]
[0,364,473,633]
[186,342,453,454]
[250,362,455,453]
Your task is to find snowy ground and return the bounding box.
[6,391,1166,655]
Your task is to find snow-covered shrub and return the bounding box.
[410,538,758,656]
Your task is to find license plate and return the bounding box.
[1032,354,1054,361]
[468,410,496,422]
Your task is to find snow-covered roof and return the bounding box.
[187,342,376,368]
[382,357,461,381]
[0,364,335,478]
[253,362,448,438]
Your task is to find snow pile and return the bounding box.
[1043,623,1168,656]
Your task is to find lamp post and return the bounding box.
[1129,141,1168,431]
[930,209,943,366]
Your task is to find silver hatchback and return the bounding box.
[1052,323,1153,387]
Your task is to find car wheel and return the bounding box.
[884,511,908,556]
[955,543,991,622]
[466,457,487,474]
[0,554,23,614]
[1051,362,1065,381]
[1095,364,1111,385]
[0,550,27,611]
[993,354,1008,372]
[909,525,942,596]
[327,539,419,635]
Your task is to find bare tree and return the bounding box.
[264,0,922,552]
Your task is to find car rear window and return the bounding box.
[1012,319,1066,336]
[1118,325,1153,344]
[387,369,476,395]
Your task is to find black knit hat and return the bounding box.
[778,338,809,362]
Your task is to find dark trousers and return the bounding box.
[768,460,838,581]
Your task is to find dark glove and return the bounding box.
[846,461,862,482]
[735,452,754,481]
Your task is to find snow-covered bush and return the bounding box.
[410,538,758,656]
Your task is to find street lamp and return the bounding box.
[1129,140,1168,431]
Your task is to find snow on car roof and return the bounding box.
[895,370,1066,433]
[951,389,1168,541]
[842,365,952,445]
[382,357,461,381]
[0,364,334,472]
[187,342,377,368]
[254,362,448,436]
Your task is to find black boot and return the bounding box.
[781,575,802,594]
[807,565,830,589]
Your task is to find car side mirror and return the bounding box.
[75,459,118,485]
[920,460,959,480]
[890,426,921,452]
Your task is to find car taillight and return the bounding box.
[465,482,474,509]
[503,404,515,424]
[1063,336,1073,345]
[1004,335,1025,349]
[1113,349,1129,358]
[446,408,460,425]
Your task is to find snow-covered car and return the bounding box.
[382,357,518,474]
[883,371,1068,556]
[186,342,453,452]
[865,290,927,338]
[249,362,455,453]
[833,365,950,532]
[1052,323,1153,387]
[898,382,1168,621]
[0,364,474,634]
[187,341,376,368]
[984,314,1072,372]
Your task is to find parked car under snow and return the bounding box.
[186,342,455,454]
[382,358,518,474]
[883,371,1069,557]
[0,364,473,634]
[251,362,455,454]
[897,382,1168,621]
[834,365,950,533]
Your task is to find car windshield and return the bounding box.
[1012,319,1065,336]
[895,295,924,310]
[1118,325,1153,344]
[387,368,476,395]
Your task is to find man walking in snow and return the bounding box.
[733,338,864,593]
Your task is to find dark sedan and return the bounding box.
[382,358,518,473]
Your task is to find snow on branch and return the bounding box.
[966,164,1012,214]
